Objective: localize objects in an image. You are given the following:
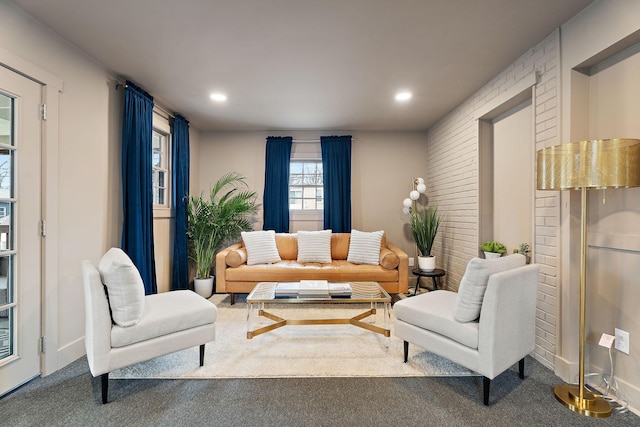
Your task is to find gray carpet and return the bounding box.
[0,355,637,426]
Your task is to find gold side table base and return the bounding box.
[247,308,391,339]
[553,384,611,418]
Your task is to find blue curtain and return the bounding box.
[121,81,157,295]
[263,136,293,232]
[171,115,190,291]
[321,135,352,232]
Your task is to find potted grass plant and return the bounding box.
[187,172,258,297]
[409,204,443,271]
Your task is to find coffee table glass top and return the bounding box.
[246,281,391,304]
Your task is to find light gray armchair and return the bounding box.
[82,248,218,403]
[393,254,538,405]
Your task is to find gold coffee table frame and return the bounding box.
[246,282,391,339]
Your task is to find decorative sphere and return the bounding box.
[416,183,427,193]
[416,177,424,185]
[402,198,412,208]
[409,190,420,200]
[402,207,410,214]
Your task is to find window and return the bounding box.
[289,160,323,211]
[152,128,170,207]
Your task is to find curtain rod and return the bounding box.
[292,138,354,143]
[115,80,175,120]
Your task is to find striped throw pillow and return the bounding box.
[241,230,282,265]
[297,229,332,263]
[347,229,383,265]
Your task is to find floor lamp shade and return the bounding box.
[536,138,640,418]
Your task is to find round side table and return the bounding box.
[411,268,446,296]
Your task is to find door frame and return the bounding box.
[0,47,62,376]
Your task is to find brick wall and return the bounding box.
[425,30,561,368]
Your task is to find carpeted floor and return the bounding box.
[1,354,638,427]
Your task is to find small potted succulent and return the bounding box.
[480,241,506,259]
[513,242,531,264]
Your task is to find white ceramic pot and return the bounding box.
[418,256,436,271]
[484,251,502,259]
[194,277,214,298]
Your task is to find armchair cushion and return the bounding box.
[347,229,383,265]
[111,290,218,348]
[394,290,479,349]
[297,229,332,263]
[241,230,281,265]
[453,254,526,322]
[98,248,145,327]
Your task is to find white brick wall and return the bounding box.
[426,30,561,369]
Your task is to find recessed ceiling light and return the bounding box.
[210,93,227,102]
[395,91,412,102]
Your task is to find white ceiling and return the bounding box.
[9,0,593,132]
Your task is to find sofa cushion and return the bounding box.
[297,229,332,263]
[276,233,299,260]
[241,230,282,265]
[347,229,383,265]
[379,248,400,270]
[453,254,526,322]
[394,290,479,349]
[111,290,218,348]
[98,248,145,327]
[226,248,247,268]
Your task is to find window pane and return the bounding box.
[288,160,323,211]
[158,171,165,187]
[0,149,13,199]
[0,204,13,251]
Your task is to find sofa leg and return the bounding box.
[101,373,109,404]
[200,344,205,366]
[483,377,490,406]
[519,357,525,379]
[230,293,235,305]
[403,341,409,363]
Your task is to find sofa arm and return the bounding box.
[386,242,409,293]
[215,242,244,293]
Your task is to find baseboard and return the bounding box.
[49,337,85,376]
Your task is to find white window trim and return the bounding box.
[290,142,322,222]
[152,111,172,218]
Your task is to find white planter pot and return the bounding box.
[194,277,214,299]
[484,251,502,259]
[418,256,436,271]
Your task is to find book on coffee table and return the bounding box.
[328,282,352,297]
[275,282,300,298]
[299,280,329,297]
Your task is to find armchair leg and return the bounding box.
[518,357,525,379]
[200,344,206,366]
[230,293,235,305]
[483,376,490,406]
[403,341,409,363]
[101,373,109,404]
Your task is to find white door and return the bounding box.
[0,65,42,395]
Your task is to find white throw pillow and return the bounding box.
[98,247,145,327]
[297,229,332,263]
[241,230,282,265]
[347,229,383,265]
[453,254,526,322]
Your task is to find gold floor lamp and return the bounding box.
[536,138,640,418]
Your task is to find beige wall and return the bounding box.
[560,0,640,410]
[0,1,119,371]
[198,130,427,263]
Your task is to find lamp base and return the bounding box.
[553,384,611,418]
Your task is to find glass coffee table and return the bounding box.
[246,281,391,339]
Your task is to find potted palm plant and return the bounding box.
[409,204,443,271]
[187,172,258,298]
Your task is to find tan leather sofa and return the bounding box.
[216,232,409,304]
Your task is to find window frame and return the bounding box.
[289,142,323,223]
[152,111,172,218]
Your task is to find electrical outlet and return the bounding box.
[615,328,630,355]
[408,257,415,267]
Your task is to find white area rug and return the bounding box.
[111,294,478,379]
